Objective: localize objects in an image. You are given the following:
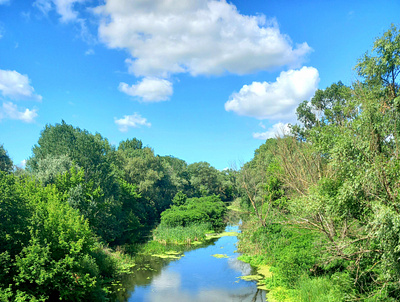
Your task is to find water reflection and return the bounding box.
[143,287,265,302]
[122,224,265,302]
[228,257,253,276]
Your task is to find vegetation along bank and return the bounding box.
[235,24,400,302]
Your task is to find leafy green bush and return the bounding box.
[0,172,134,301]
[160,195,227,229]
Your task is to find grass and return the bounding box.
[152,222,213,245]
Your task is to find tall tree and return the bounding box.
[0,145,13,173]
[356,23,400,99]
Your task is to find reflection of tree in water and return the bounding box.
[115,238,220,301]
[116,255,170,301]
[230,288,264,302]
[116,212,265,302]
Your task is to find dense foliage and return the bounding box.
[0,172,133,301]
[237,24,400,301]
[160,194,227,229]
[1,123,232,300]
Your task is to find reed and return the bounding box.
[153,222,213,245]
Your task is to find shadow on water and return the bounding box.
[117,211,266,302]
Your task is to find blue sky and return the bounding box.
[0,0,399,170]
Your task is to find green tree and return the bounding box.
[26,121,121,243]
[0,145,13,173]
[118,146,175,219]
[187,161,232,200]
[356,23,400,99]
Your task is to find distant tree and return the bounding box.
[118,138,143,158]
[119,147,175,216]
[0,145,13,173]
[161,156,191,193]
[187,162,221,197]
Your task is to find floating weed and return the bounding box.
[212,254,229,258]
[239,275,263,281]
[258,265,273,278]
[206,231,239,239]
[257,284,268,290]
[151,251,184,259]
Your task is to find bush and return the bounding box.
[160,195,227,229]
[0,172,134,301]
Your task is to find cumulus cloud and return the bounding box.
[0,102,38,123]
[95,0,311,78]
[0,69,42,101]
[119,77,173,102]
[115,113,151,132]
[253,122,291,140]
[225,66,319,120]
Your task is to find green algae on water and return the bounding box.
[206,231,239,239]
[151,250,184,259]
[211,254,229,258]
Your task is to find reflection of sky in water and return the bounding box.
[151,271,181,290]
[127,225,265,302]
[228,257,252,276]
[146,287,264,302]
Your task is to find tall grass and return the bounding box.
[153,222,213,245]
[296,274,348,302]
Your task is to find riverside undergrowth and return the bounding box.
[237,218,352,301]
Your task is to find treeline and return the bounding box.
[0,122,235,300]
[236,24,400,301]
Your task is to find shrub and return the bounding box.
[160,195,226,229]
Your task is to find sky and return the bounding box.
[0,0,399,170]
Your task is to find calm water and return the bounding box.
[123,225,266,302]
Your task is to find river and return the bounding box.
[117,224,266,302]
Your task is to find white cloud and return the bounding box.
[119,77,173,102]
[33,0,52,15]
[225,66,319,120]
[85,48,94,55]
[54,0,87,23]
[0,69,42,101]
[19,159,27,169]
[253,122,291,140]
[95,0,311,78]
[115,113,151,132]
[0,102,38,123]
[33,0,87,23]
[33,0,96,43]
[152,271,181,290]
